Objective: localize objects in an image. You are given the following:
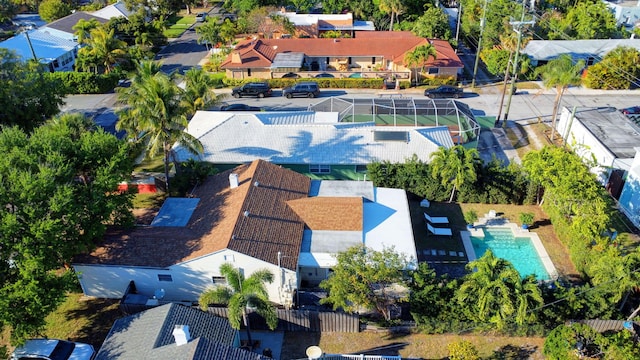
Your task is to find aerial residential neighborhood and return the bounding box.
[2,0,640,359]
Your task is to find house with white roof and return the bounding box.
[523,39,640,66]
[618,147,640,229]
[276,10,375,38]
[0,27,78,71]
[555,106,640,197]
[92,1,136,20]
[73,160,417,307]
[174,110,455,178]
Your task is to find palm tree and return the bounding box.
[79,27,128,73]
[116,60,202,192]
[535,54,585,142]
[199,263,278,347]
[72,18,100,45]
[181,67,225,117]
[404,44,437,86]
[456,251,543,329]
[378,0,405,31]
[430,145,480,203]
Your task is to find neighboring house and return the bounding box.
[173,110,455,175]
[0,27,78,71]
[276,10,375,38]
[618,147,640,229]
[555,106,640,197]
[44,11,108,38]
[96,303,269,360]
[73,160,417,307]
[221,31,463,80]
[522,39,640,67]
[92,1,137,20]
[604,0,640,29]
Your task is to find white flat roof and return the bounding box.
[298,186,416,267]
[176,111,454,165]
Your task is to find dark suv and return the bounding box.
[232,82,272,98]
[282,82,320,98]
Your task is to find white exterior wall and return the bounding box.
[556,107,616,185]
[74,250,298,306]
[619,148,640,228]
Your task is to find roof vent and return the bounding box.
[333,39,339,43]
[254,181,260,187]
[229,173,239,188]
[244,210,250,217]
[172,325,191,346]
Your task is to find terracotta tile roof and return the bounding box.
[74,160,310,270]
[221,31,462,69]
[287,197,362,231]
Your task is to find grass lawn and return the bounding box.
[281,331,546,359]
[163,14,196,38]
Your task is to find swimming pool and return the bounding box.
[469,227,552,280]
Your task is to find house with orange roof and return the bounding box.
[221,31,463,81]
[73,160,417,307]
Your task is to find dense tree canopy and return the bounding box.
[38,0,71,22]
[584,46,640,90]
[0,49,66,131]
[320,245,411,321]
[0,114,134,343]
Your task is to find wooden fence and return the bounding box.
[205,307,360,333]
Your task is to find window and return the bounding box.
[158,274,173,282]
[247,68,252,76]
[212,276,227,285]
[224,254,235,262]
[310,164,331,174]
[355,165,367,173]
[428,68,439,75]
[371,57,375,64]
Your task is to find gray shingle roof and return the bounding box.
[44,11,107,35]
[96,303,267,360]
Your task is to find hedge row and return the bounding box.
[221,76,457,89]
[46,72,121,94]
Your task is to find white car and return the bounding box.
[11,339,95,360]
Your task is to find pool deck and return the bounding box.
[460,211,559,280]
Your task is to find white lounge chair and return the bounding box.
[424,213,449,224]
[427,223,453,236]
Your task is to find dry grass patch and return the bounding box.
[281,331,545,359]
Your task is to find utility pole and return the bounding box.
[502,5,534,125]
[455,1,462,48]
[471,0,488,89]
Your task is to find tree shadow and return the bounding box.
[488,344,539,359]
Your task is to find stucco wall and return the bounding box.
[74,250,298,306]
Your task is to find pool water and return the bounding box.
[471,227,550,280]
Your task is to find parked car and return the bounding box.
[281,72,300,79]
[424,85,463,99]
[220,104,262,111]
[195,12,207,22]
[620,106,640,115]
[315,73,334,78]
[282,82,321,98]
[231,82,272,98]
[11,339,95,360]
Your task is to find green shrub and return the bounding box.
[447,340,480,360]
[46,72,121,94]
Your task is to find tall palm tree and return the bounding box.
[116,60,202,192]
[199,263,278,347]
[535,54,585,142]
[430,145,480,203]
[181,67,225,117]
[72,18,100,45]
[456,251,543,329]
[79,27,128,73]
[404,44,437,86]
[378,0,405,31]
